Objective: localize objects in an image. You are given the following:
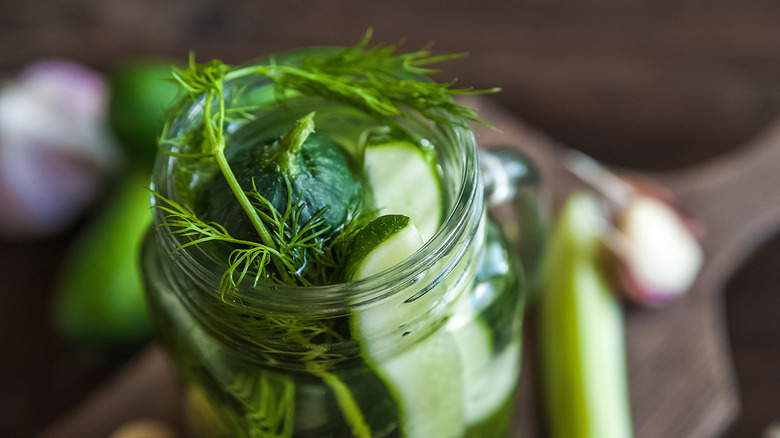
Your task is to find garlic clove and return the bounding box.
[564,149,705,306]
[612,195,704,306]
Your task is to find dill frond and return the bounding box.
[155,32,495,287]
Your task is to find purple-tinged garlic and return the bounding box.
[564,150,704,307]
[0,60,119,239]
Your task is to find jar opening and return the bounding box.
[149,48,485,315]
[151,118,482,314]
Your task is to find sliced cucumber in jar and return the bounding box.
[453,322,521,427]
[381,329,464,438]
[364,141,444,242]
[346,214,465,438]
[344,214,424,283]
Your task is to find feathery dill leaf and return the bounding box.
[153,174,348,296]
[156,31,494,288]
[222,30,498,128]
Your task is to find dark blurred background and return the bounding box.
[1,1,779,437]
[4,0,780,170]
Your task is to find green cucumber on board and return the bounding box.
[364,141,444,242]
[538,193,633,438]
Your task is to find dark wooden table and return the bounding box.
[2,2,779,437]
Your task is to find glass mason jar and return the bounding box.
[140,48,537,438]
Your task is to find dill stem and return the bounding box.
[205,80,274,248]
[214,150,273,245]
[202,76,294,284]
[214,149,294,284]
[315,369,371,438]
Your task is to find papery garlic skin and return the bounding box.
[0,61,119,238]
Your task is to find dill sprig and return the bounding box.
[228,370,296,437]
[225,28,499,128]
[154,175,354,296]
[157,30,493,287]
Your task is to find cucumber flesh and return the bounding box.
[348,214,512,437]
[346,214,424,282]
[347,214,427,357]
[452,318,520,426]
[349,215,465,437]
[380,329,464,438]
[364,141,443,242]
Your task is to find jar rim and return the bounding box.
[152,122,482,313]
[149,48,484,313]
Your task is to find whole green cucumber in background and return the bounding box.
[54,171,153,350]
[108,61,180,166]
[538,192,633,438]
[54,61,179,351]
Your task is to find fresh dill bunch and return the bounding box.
[155,30,496,288]
[224,28,499,129]
[288,28,500,128]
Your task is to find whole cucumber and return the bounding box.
[54,171,152,350]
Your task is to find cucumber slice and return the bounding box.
[347,213,519,437]
[348,214,465,438]
[345,214,424,281]
[454,323,520,426]
[381,328,463,438]
[364,141,443,242]
[449,269,520,428]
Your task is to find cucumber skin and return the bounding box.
[199,134,367,241]
[538,193,633,438]
[54,171,153,349]
[344,214,413,281]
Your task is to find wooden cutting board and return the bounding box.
[40,95,780,438]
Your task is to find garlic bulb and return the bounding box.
[0,60,119,238]
[564,150,704,307]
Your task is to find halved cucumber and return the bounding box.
[539,193,633,438]
[451,318,520,427]
[364,141,443,242]
[347,214,465,438]
[345,214,424,282]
